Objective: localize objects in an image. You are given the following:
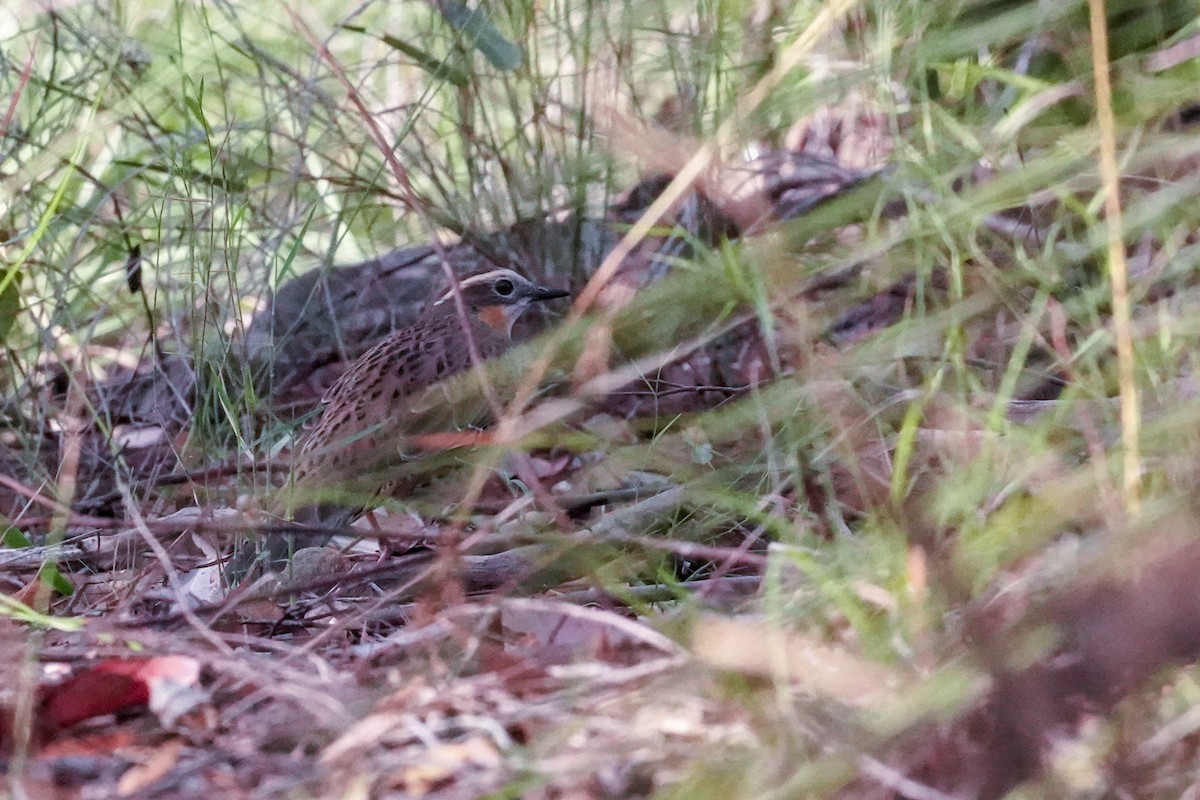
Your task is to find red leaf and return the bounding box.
[38,657,201,734]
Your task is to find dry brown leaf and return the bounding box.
[691,615,904,706]
[112,425,167,450]
[117,738,184,795]
[392,736,502,797]
[852,580,898,613]
[906,545,928,606]
[321,714,403,764]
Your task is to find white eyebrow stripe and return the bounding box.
[433,270,520,303]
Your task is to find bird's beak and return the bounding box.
[531,285,570,302]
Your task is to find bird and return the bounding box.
[244,268,570,572]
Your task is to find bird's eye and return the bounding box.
[494,278,515,296]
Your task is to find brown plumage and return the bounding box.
[259,268,568,566]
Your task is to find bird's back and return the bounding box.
[290,305,507,491]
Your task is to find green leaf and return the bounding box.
[0,593,83,631]
[343,25,470,87]
[437,1,523,71]
[183,77,213,137]
[1,518,74,597]
[1,525,31,548]
[38,563,74,597]
[0,269,21,345]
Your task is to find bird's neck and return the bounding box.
[476,304,516,338]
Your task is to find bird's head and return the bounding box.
[433,269,570,337]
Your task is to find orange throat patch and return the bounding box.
[477,304,512,335]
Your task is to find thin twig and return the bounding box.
[1087,0,1141,514]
